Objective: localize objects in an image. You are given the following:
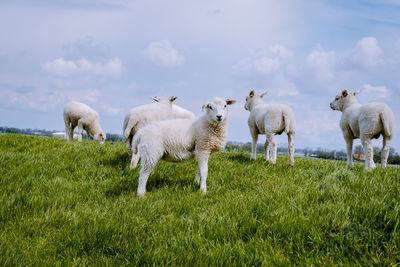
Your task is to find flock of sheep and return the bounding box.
[63,89,395,196]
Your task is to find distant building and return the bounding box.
[52,132,78,139]
[52,132,66,138]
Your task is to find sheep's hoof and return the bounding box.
[200,188,207,194]
[137,192,146,197]
[364,165,375,171]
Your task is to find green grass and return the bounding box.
[1,134,400,265]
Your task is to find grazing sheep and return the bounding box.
[63,101,106,144]
[123,96,195,157]
[244,90,296,166]
[130,97,236,197]
[330,89,395,170]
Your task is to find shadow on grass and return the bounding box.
[226,153,252,164]
[105,169,197,198]
[101,151,130,169]
[145,172,197,193]
[105,177,137,198]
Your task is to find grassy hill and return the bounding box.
[1,134,399,265]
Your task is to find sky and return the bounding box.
[1,0,400,151]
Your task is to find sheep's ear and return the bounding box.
[351,90,361,96]
[249,90,255,97]
[202,104,209,111]
[152,96,160,102]
[260,91,267,98]
[170,96,177,102]
[341,90,348,97]
[226,99,236,105]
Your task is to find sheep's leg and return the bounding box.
[77,120,84,142]
[194,169,200,185]
[250,128,258,160]
[137,161,157,197]
[288,133,295,166]
[69,125,76,141]
[85,129,91,141]
[264,140,270,161]
[266,133,277,164]
[130,151,141,169]
[381,136,391,168]
[344,134,354,168]
[196,153,210,193]
[361,137,374,171]
[64,119,71,141]
[126,135,133,157]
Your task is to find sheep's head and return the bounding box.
[202,97,236,124]
[152,96,177,109]
[330,89,361,111]
[94,132,106,145]
[244,90,267,111]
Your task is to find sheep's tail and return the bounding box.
[283,113,291,134]
[380,111,392,137]
[129,133,141,169]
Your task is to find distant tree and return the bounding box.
[106,134,123,142]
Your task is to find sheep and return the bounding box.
[123,96,195,157]
[171,103,196,119]
[130,97,236,197]
[244,90,296,166]
[330,89,395,171]
[63,101,106,144]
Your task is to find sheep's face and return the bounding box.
[203,98,236,124]
[330,89,359,111]
[244,90,267,111]
[94,132,106,145]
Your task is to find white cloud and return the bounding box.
[350,37,383,68]
[254,57,280,74]
[63,36,111,61]
[104,106,124,116]
[307,45,337,80]
[1,87,101,111]
[64,89,102,103]
[143,40,185,66]
[277,85,300,97]
[42,58,122,78]
[362,84,390,98]
[234,44,293,75]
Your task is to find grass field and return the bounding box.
[1,134,400,265]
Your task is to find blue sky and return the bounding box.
[1,0,400,151]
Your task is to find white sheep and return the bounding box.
[130,97,236,197]
[171,103,196,119]
[123,96,195,157]
[244,90,296,166]
[330,89,395,170]
[63,101,106,144]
